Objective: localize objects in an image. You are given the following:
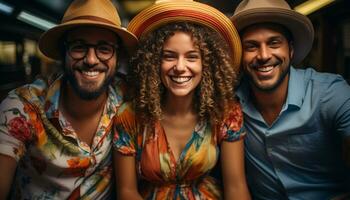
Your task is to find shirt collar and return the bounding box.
[285,67,305,108]
[236,66,305,111]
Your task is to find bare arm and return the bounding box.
[0,154,17,199]
[113,149,143,200]
[221,139,251,200]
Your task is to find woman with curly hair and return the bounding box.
[113,1,251,199]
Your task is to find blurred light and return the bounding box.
[294,0,335,15]
[0,1,14,14]
[17,11,57,31]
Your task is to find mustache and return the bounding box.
[73,64,108,72]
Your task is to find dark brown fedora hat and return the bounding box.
[231,0,314,64]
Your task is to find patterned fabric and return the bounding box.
[113,101,245,200]
[0,74,126,199]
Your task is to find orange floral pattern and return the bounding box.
[114,101,246,199]
[0,75,125,199]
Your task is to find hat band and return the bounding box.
[132,10,233,49]
[62,16,117,26]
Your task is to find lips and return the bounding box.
[255,66,274,72]
[82,70,100,77]
[170,76,192,84]
[76,68,106,80]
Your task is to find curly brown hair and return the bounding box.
[128,22,239,126]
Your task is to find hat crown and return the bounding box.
[155,0,193,3]
[62,0,121,26]
[234,0,291,15]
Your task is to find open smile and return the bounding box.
[170,76,192,84]
[77,69,106,80]
[255,65,275,72]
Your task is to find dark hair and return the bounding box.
[128,22,238,127]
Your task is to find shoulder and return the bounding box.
[0,89,36,147]
[114,101,137,128]
[216,100,245,142]
[298,67,347,85]
[296,68,349,95]
[222,100,244,131]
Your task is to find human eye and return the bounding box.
[69,42,86,52]
[243,43,257,52]
[269,38,282,48]
[162,52,176,61]
[97,43,114,54]
[187,53,200,62]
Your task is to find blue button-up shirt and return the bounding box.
[237,67,350,200]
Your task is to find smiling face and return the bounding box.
[64,26,119,100]
[241,23,294,92]
[160,31,202,100]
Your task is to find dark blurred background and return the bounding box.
[0,0,349,100]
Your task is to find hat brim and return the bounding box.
[231,8,314,64]
[128,1,242,74]
[39,19,138,60]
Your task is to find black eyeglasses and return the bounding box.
[65,41,118,61]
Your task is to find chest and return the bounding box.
[137,122,219,182]
[68,115,101,147]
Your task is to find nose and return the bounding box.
[174,57,186,72]
[84,47,99,66]
[257,44,272,62]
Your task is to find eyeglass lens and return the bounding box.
[67,41,116,61]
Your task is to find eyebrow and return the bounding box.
[162,49,200,54]
[243,35,284,43]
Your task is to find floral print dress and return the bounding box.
[113,101,245,200]
[0,74,126,199]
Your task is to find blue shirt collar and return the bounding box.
[285,67,305,109]
[237,66,305,110]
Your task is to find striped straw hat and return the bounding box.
[127,0,242,73]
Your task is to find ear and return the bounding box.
[289,41,294,59]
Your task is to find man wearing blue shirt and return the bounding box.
[231,0,350,199]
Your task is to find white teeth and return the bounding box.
[257,66,274,72]
[170,76,191,83]
[82,71,99,77]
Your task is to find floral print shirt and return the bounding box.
[0,74,126,199]
[113,101,246,200]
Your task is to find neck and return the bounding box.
[251,75,289,125]
[163,93,194,117]
[60,84,108,119]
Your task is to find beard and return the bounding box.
[247,59,290,92]
[63,62,115,100]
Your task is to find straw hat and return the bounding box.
[39,0,138,60]
[127,0,242,73]
[231,0,314,64]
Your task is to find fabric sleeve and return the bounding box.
[217,101,246,143]
[320,76,350,138]
[0,93,35,161]
[113,102,138,156]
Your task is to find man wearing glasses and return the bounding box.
[0,0,137,199]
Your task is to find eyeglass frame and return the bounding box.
[64,40,119,61]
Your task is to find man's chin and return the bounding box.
[77,91,104,100]
[64,70,114,100]
[73,85,107,100]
